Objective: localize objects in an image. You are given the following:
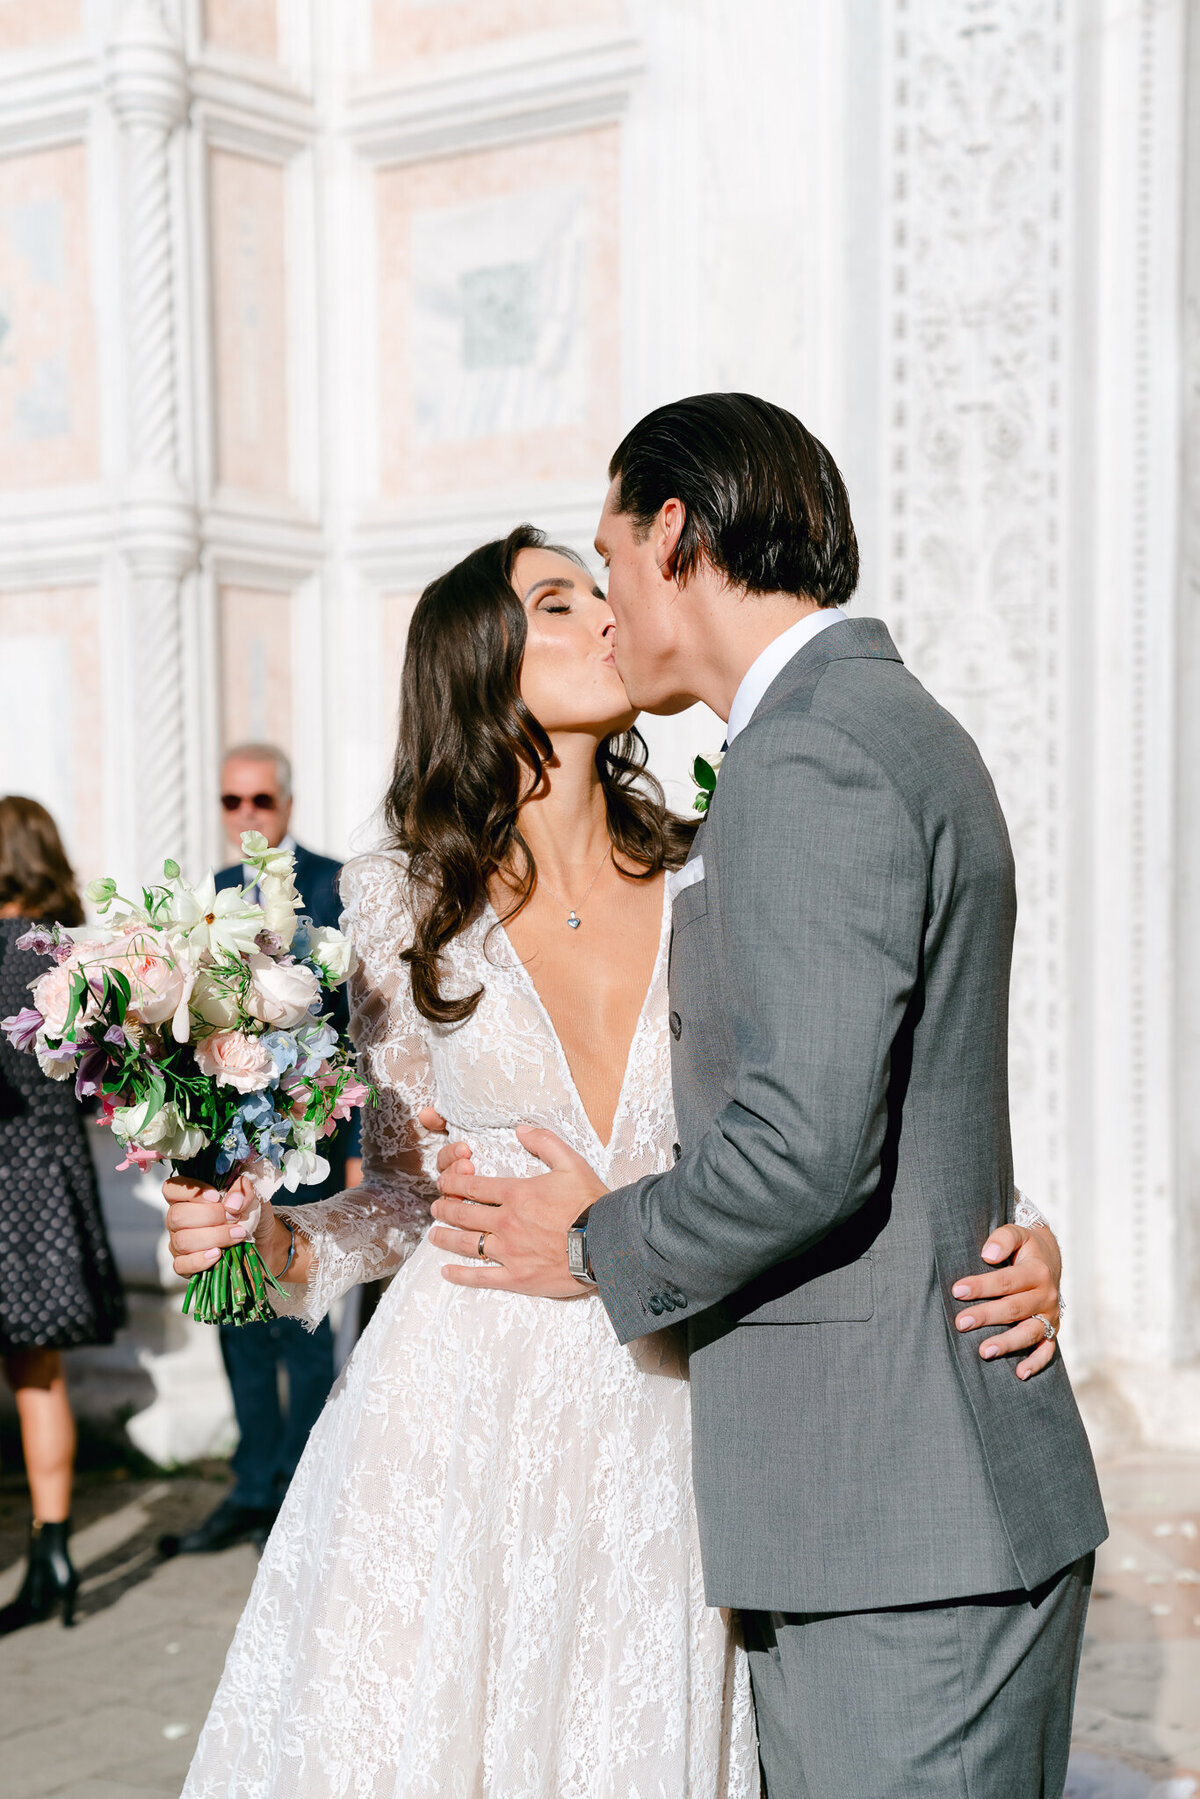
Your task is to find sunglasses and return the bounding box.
[221,793,280,812]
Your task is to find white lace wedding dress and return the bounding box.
[182,853,758,1799]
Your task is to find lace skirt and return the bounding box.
[182,1233,758,1799]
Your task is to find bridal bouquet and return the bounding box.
[1,832,369,1326]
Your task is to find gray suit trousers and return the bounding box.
[744,1553,1094,1799]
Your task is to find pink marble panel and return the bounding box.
[0,1,82,50]
[209,149,289,499]
[377,128,620,498]
[203,0,279,63]
[373,0,623,65]
[0,588,106,886]
[219,586,294,760]
[0,143,99,488]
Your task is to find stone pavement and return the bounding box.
[0,1442,1196,1798]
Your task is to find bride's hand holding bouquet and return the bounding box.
[161,1165,313,1301]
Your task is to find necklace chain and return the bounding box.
[536,850,609,931]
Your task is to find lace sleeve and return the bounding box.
[1013,1188,1050,1231]
[270,854,438,1326]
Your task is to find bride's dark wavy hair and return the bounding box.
[385,524,696,1024]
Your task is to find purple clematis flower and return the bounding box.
[2,1007,44,1052]
[16,926,57,957]
[75,1043,110,1100]
[104,1025,127,1050]
[15,925,73,963]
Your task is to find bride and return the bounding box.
[165,525,1064,1799]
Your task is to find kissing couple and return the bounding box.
[168,393,1106,1798]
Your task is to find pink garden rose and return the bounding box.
[116,942,191,1029]
[31,962,93,1037]
[195,1029,275,1093]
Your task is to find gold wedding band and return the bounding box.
[477,1231,489,1261]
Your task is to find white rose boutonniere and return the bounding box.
[691,751,725,815]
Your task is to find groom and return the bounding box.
[431,394,1107,1797]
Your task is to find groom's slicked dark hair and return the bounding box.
[607,392,859,607]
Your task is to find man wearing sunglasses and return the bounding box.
[162,742,361,1559]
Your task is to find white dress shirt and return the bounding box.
[725,607,846,746]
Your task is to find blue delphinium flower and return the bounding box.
[261,1030,300,1082]
[217,1112,252,1174]
[290,917,313,961]
[294,1019,337,1076]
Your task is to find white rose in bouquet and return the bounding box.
[111,1097,207,1163]
[192,970,241,1029]
[245,952,321,1028]
[195,1029,275,1093]
[306,924,356,985]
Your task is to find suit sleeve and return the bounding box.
[586,715,928,1344]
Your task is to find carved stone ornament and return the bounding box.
[884,0,1068,1196]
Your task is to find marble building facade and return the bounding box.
[0,0,1196,1459]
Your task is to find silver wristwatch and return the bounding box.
[567,1208,597,1286]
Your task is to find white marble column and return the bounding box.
[106,0,199,879]
[98,4,232,1467]
[1172,0,1200,1375]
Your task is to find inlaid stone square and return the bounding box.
[460,262,538,370]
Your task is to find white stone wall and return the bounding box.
[0,0,1196,1455]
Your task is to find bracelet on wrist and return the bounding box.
[277,1218,297,1279]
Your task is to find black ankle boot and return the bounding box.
[0,1520,79,1633]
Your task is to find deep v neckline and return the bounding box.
[484,882,671,1160]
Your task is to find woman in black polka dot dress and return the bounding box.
[0,796,125,1630]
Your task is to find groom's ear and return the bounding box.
[657,498,687,581]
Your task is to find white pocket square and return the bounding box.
[667,855,705,901]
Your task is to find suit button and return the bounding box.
[647,1295,664,1315]
[669,1288,687,1308]
[669,1011,682,1041]
[672,1141,682,1163]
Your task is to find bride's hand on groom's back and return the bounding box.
[950,1222,1062,1380]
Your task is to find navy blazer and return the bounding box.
[215,841,360,1186]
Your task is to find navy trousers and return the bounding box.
[219,1314,335,1510]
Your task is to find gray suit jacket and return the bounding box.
[586,617,1107,1612]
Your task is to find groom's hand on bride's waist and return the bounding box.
[428,1125,607,1299]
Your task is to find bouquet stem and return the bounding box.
[183,1239,286,1326]
[176,1148,287,1327]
